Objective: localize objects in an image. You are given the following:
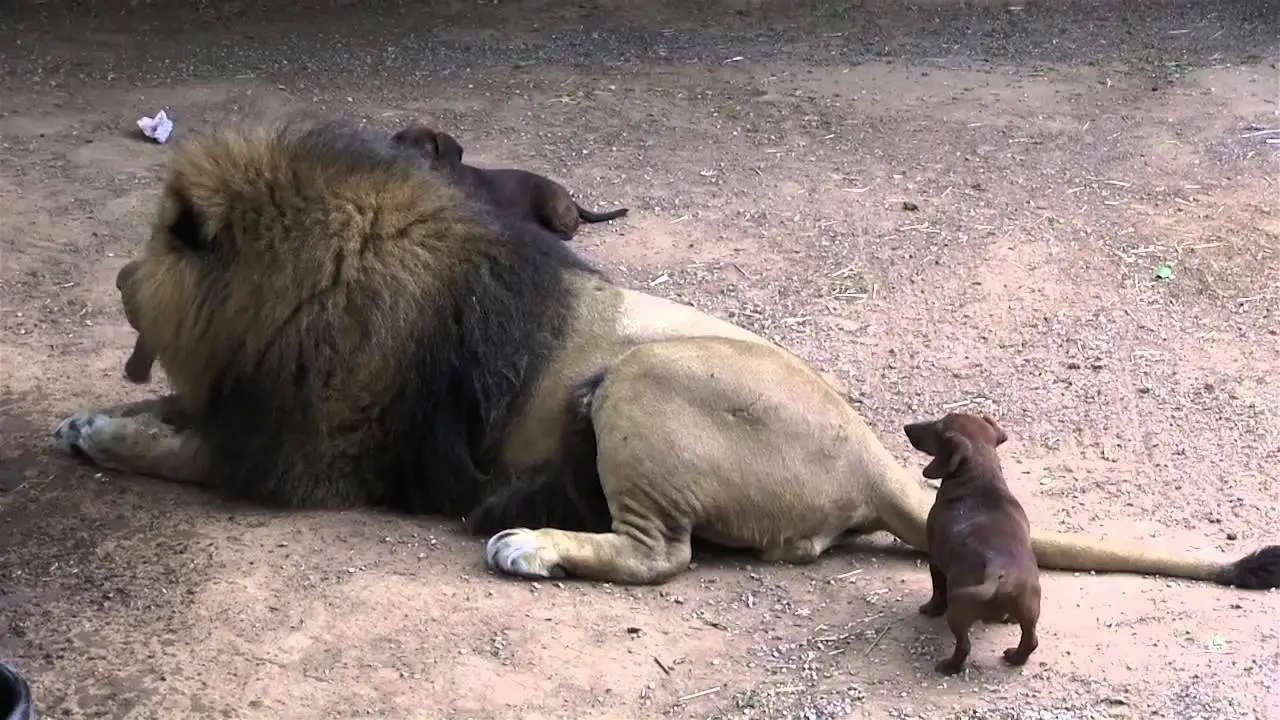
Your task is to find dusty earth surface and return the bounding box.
[1,0,1279,717]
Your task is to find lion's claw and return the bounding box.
[485,528,565,580]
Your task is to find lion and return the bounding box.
[54,119,1280,592]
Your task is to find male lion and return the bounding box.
[54,120,1280,591]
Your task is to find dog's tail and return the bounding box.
[464,368,613,536]
[948,576,1003,605]
[872,461,1280,590]
[576,203,630,224]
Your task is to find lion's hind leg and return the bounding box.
[53,395,206,484]
[757,536,837,565]
[486,523,693,585]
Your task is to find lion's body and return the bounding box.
[55,120,1280,591]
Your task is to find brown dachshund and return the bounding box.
[390,123,629,241]
[904,412,1041,675]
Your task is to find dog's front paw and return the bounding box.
[934,658,965,676]
[918,599,946,617]
[1002,644,1036,666]
[54,412,125,469]
[485,528,565,580]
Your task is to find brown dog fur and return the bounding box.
[390,123,628,241]
[905,412,1040,675]
[52,119,1280,594]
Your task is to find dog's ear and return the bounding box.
[432,131,465,165]
[980,414,1009,446]
[391,125,437,161]
[906,420,969,479]
[390,125,464,164]
[922,431,972,480]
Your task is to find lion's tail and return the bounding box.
[875,463,1280,590]
[463,369,613,536]
[1026,530,1280,589]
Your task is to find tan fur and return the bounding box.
[55,121,1278,590]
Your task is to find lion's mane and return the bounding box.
[128,120,602,522]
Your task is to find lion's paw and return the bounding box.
[53,412,120,467]
[485,528,565,580]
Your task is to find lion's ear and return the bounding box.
[168,193,209,252]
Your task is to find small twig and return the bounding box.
[678,686,722,703]
[1239,128,1280,138]
[653,657,672,676]
[825,568,864,581]
[864,624,893,656]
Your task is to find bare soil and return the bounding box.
[2,0,1279,718]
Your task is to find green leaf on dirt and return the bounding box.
[1154,263,1174,280]
[1207,633,1227,651]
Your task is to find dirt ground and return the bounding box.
[1,0,1279,717]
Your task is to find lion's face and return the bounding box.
[121,187,241,407]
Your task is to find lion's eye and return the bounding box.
[169,196,209,252]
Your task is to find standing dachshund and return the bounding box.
[904,412,1041,675]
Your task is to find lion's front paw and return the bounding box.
[53,412,121,468]
[485,528,565,580]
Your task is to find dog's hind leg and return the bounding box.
[1002,585,1041,666]
[937,601,980,675]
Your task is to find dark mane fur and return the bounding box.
[180,120,601,518]
[464,368,612,535]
